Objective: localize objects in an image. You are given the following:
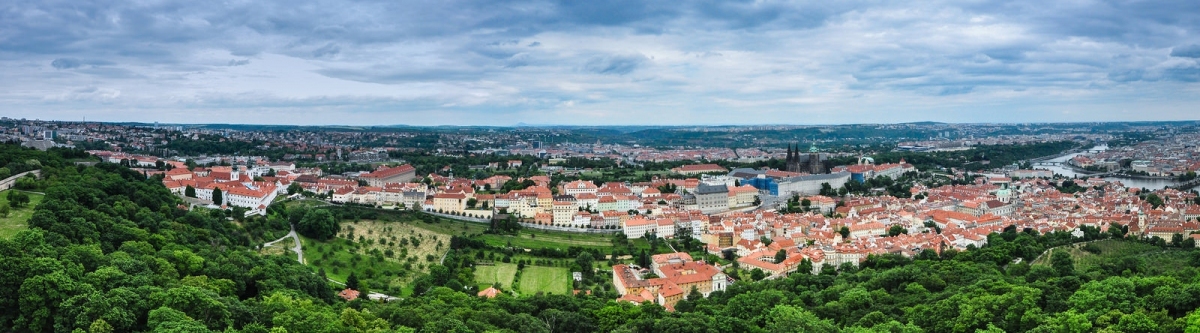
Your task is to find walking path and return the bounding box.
[263,225,304,264]
[0,170,41,191]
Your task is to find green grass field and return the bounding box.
[518,266,571,295]
[474,263,518,289]
[0,190,44,239]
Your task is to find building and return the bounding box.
[612,254,726,311]
[360,164,417,187]
[198,181,278,212]
[775,172,851,197]
[1009,169,1053,179]
[562,180,599,196]
[694,184,730,214]
[624,217,656,238]
[671,164,729,176]
[727,185,759,208]
[785,143,830,174]
[552,200,578,227]
[433,193,467,213]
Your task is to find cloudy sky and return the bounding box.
[2,0,1199,125]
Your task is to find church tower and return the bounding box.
[786,144,800,172]
[807,142,822,174]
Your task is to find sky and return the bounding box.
[2,0,1199,126]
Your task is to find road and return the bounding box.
[263,225,304,264]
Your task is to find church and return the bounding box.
[785,143,830,174]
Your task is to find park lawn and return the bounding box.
[474,263,518,289]
[258,236,295,257]
[0,190,44,239]
[518,266,571,295]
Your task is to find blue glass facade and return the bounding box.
[851,172,866,183]
[742,177,778,196]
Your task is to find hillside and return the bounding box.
[1,143,1200,332]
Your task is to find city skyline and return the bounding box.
[3,0,1199,125]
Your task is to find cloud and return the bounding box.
[50,58,83,69]
[50,58,113,70]
[1171,44,1200,58]
[583,54,647,75]
[312,43,341,58]
[1,0,1199,125]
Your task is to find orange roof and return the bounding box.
[338,289,360,301]
[477,287,501,298]
[362,164,416,179]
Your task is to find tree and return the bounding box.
[466,198,478,209]
[887,225,908,237]
[346,272,360,290]
[750,268,766,281]
[839,226,850,239]
[576,251,595,279]
[1051,250,1074,276]
[184,185,196,198]
[6,191,29,208]
[297,209,339,241]
[146,307,210,333]
[287,182,303,195]
[764,305,838,333]
[1146,193,1164,209]
[212,188,223,206]
[1109,223,1126,238]
[0,203,8,218]
[774,249,787,264]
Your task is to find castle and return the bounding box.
[785,143,829,174]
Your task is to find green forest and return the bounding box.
[3,143,1200,332]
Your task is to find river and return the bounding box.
[1039,145,1193,191]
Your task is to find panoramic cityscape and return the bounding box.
[3,1,1200,333]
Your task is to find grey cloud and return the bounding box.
[50,58,113,70]
[583,54,647,75]
[315,67,485,83]
[504,54,532,68]
[1171,44,1200,58]
[1107,69,1145,83]
[51,58,83,69]
[937,86,974,96]
[3,0,1200,125]
[312,43,340,58]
